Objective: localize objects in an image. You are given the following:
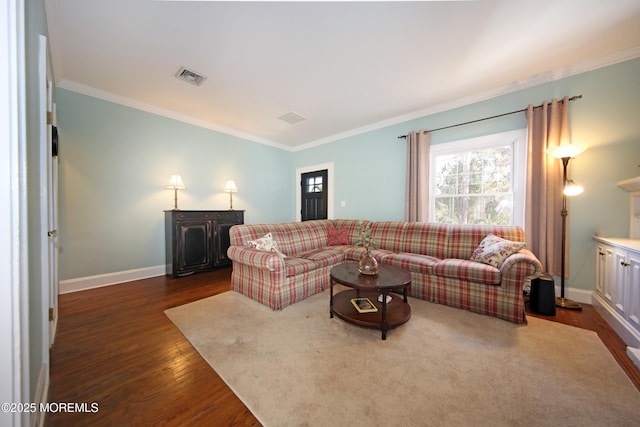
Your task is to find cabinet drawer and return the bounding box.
[173,211,244,222]
[174,211,214,221]
[210,211,243,222]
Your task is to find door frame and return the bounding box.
[1,0,28,425]
[295,162,334,222]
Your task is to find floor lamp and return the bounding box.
[547,143,586,310]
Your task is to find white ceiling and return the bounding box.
[45,0,640,151]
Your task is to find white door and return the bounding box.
[47,97,59,343]
[39,34,58,347]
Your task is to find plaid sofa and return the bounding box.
[227,220,542,324]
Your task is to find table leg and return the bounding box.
[329,278,334,318]
[381,289,389,340]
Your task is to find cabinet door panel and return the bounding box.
[595,244,606,295]
[166,210,243,278]
[604,247,615,303]
[178,221,212,271]
[214,222,235,266]
[614,250,629,315]
[628,252,640,331]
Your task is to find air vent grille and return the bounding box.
[175,66,207,86]
[278,112,306,125]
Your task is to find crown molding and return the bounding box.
[57,45,640,153]
[292,45,640,151]
[56,80,293,151]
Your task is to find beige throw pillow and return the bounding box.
[247,233,287,258]
[470,234,524,268]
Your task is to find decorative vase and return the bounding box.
[358,250,379,275]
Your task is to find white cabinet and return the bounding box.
[627,252,640,331]
[594,237,640,345]
[594,242,611,301]
[610,178,640,369]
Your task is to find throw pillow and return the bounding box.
[247,233,287,258]
[327,225,349,246]
[470,234,525,269]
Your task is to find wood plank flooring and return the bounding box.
[46,268,640,426]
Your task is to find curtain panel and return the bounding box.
[405,130,430,222]
[525,97,571,277]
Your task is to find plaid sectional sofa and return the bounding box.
[227,219,542,324]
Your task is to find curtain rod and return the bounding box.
[397,95,582,139]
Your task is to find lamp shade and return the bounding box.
[546,142,587,159]
[224,180,238,193]
[167,174,186,189]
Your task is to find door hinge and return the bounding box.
[49,307,54,321]
[47,111,53,125]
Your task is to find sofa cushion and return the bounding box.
[332,245,395,263]
[433,259,501,285]
[268,221,329,255]
[327,225,349,246]
[403,223,449,259]
[283,257,321,277]
[381,253,440,274]
[445,225,526,259]
[470,234,525,268]
[247,233,287,258]
[332,219,371,243]
[297,248,345,267]
[370,222,408,253]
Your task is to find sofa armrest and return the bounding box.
[499,248,543,287]
[227,246,285,272]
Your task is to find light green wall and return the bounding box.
[294,126,407,221]
[293,58,640,292]
[58,58,640,294]
[56,89,293,280]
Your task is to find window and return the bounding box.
[429,129,527,226]
[306,175,323,193]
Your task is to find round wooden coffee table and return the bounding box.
[329,263,411,340]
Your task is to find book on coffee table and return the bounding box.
[351,297,378,313]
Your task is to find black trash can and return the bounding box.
[530,274,556,316]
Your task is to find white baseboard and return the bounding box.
[538,283,592,304]
[537,275,592,305]
[592,292,640,348]
[558,286,592,304]
[32,363,48,427]
[59,265,165,294]
[49,316,57,347]
[627,347,640,370]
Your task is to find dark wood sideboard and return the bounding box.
[164,210,244,279]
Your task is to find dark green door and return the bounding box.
[301,169,328,221]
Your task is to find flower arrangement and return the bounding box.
[355,220,379,275]
[355,220,377,251]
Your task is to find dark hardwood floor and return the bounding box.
[46,268,640,426]
[46,268,260,427]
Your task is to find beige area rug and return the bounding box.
[165,289,640,426]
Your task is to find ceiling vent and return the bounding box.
[278,112,306,125]
[175,66,207,86]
